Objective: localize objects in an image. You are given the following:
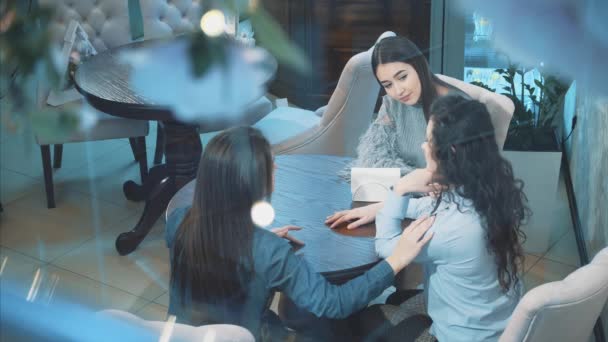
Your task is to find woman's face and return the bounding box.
[376,62,422,106]
[422,119,438,172]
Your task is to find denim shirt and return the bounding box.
[375,191,522,342]
[166,207,394,337]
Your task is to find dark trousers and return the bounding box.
[288,290,435,342]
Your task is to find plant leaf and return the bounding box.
[250,8,311,74]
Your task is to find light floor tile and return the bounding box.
[1,131,124,180]
[523,253,541,273]
[1,200,105,262]
[523,257,577,292]
[51,220,170,301]
[0,168,41,204]
[154,291,170,307]
[522,225,568,257]
[136,301,169,322]
[37,265,149,313]
[544,229,581,267]
[0,247,46,299]
[0,126,19,144]
[8,187,135,232]
[57,144,148,211]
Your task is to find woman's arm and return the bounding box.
[266,240,394,319]
[264,217,433,319]
[375,193,434,262]
[437,74,514,149]
[375,191,411,258]
[327,167,435,230]
[376,169,436,259]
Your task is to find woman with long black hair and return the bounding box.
[370,95,529,341]
[165,126,434,340]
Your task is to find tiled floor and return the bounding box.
[0,121,583,332]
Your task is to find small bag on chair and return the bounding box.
[351,168,400,202]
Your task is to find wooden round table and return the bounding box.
[74,39,275,255]
[167,154,381,277]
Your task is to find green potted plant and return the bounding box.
[470,65,569,151]
[471,65,571,255]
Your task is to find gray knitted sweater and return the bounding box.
[342,78,513,181]
[341,95,430,179]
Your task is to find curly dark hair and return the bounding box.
[429,95,530,292]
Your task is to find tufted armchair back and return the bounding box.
[269,31,395,157]
[499,247,608,342]
[40,0,203,52]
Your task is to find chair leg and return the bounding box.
[53,144,63,169]
[153,123,164,165]
[136,136,148,183]
[40,145,56,209]
[129,137,139,162]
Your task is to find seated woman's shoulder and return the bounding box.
[165,206,191,247]
[167,207,190,230]
[253,228,287,247]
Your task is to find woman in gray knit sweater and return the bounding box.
[327,36,514,230]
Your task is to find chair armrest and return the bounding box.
[314,105,328,118]
[437,74,514,148]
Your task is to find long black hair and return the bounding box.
[372,36,455,121]
[170,126,273,318]
[429,95,529,292]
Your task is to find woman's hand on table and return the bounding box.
[385,216,435,274]
[325,202,383,229]
[271,225,305,246]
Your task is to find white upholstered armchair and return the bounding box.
[99,309,255,342]
[500,247,608,342]
[252,31,397,157]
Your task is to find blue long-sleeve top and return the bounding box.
[165,207,394,337]
[375,191,522,342]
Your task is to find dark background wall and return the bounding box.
[262,0,432,110]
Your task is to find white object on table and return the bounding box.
[351,168,400,202]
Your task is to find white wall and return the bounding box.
[564,87,608,338]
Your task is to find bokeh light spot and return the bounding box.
[251,201,275,227]
[200,10,225,37]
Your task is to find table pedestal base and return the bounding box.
[115,122,202,255]
[123,164,168,202]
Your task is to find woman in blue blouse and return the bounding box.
[371,95,529,341]
[165,126,434,340]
